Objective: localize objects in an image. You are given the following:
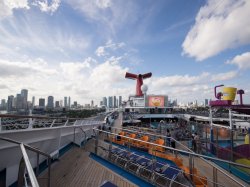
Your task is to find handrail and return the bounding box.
[232,113,250,118]
[0,117,104,132]
[0,137,51,157]
[0,137,51,187]
[94,128,249,186]
[112,126,250,185]
[0,114,107,121]
[73,126,87,147]
[94,129,250,169]
[207,140,249,159]
[20,144,39,187]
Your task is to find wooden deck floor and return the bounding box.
[39,146,137,187]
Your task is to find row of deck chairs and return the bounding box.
[108,147,190,187]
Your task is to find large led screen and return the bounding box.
[148,96,165,107]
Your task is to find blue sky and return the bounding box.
[0,0,250,105]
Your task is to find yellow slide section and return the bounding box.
[245,134,249,144]
[222,87,237,101]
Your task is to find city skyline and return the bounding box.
[0,1,250,104]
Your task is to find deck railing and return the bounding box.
[0,137,52,187]
[0,114,105,132]
[93,128,250,187]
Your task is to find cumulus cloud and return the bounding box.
[55,56,129,103]
[150,72,210,88]
[0,58,57,78]
[66,0,140,36]
[182,0,250,61]
[0,0,30,19]
[95,40,125,56]
[0,55,243,105]
[32,0,61,14]
[226,51,250,69]
[145,70,238,103]
[211,71,238,81]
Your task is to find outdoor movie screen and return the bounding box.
[148,96,165,107]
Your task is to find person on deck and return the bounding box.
[194,133,200,153]
[166,129,171,147]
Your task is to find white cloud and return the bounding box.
[211,71,238,81]
[95,40,125,56]
[66,0,140,36]
[182,0,250,61]
[95,46,106,57]
[150,72,210,88]
[0,55,245,105]
[226,51,250,69]
[96,0,112,9]
[144,70,240,103]
[0,58,57,78]
[0,0,29,19]
[0,14,90,61]
[32,0,61,14]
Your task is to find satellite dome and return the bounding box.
[141,84,148,93]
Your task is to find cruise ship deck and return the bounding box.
[37,112,249,187]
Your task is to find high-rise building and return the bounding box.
[47,96,54,109]
[74,101,77,107]
[91,100,94,107]
[108,96,113,108]
[119,96,122,107]
[113,96,117,108]
[60,100,63,107]
[68,96,71,108]
[7,95,14,112]
[16,94,22,110]
[21,89,28,110]
[64,97,67,107]
[32,96,35,107]
[103,97,107,107]
[55,101,60,108]
[39,98,45,108]
[205,99,209,106]
[1,99,6,109]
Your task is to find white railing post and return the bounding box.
[28,118,33,129]
[64,119,69,126]
[20,144,39,187]
[50,119,56,128]
[73,120,77,126]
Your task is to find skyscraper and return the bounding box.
[1,99,6,109]
[39,98,45,108]
[32,96,35,107]
[113,96,117,108]
[47,96,54,109]
[119,96,122,107]
[55,101,60,108]
[205,99,209,106]
[16,94,22,110]
[68,96,71,108]
[108,96,113,108]
[103,97,107,107]
[7,95,14,112]
[64,97,67,107]
[91,100,94,107]
[21,89,28,110]
[73,101,77,107]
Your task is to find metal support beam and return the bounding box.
[36,153,39,177]
[213,167,218,187]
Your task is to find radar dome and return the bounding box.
[141,84,148,93]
